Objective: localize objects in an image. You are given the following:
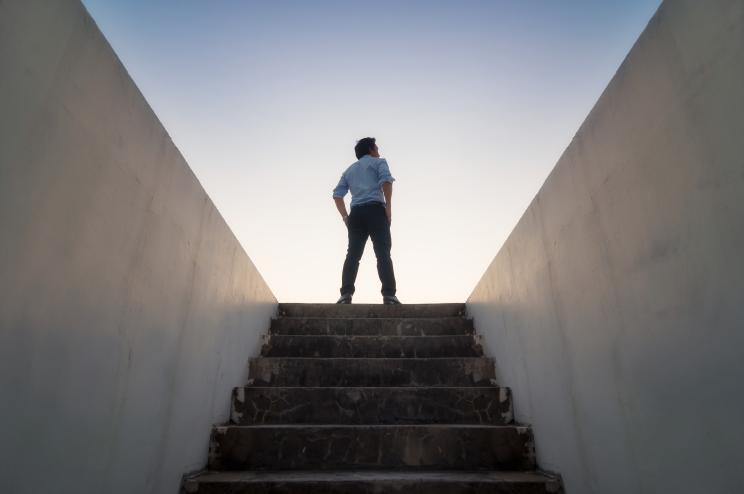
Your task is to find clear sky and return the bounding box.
[82,0,660,303]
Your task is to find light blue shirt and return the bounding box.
[332,155,395,207]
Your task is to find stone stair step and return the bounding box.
[260,335,484,358]
[270,317,474,336]
[278,303,466,318]
[208,424,535,471]
[248,357,495,387]
[184,470,564,494]
[231,386,513,425]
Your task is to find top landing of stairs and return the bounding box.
[278,303,466,318]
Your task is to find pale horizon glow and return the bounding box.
[82,0,660,303]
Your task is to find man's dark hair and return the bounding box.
[354,137,376,159]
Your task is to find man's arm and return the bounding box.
[332,173,350,225]
[334,197,349,225]
[376,159,395,225]
[382,182,393,225]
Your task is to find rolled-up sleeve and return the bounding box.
[376,159,395,187]
[332,173,349,198]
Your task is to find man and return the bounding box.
[332,137,401,305]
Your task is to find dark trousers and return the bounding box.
[340,202,396,297]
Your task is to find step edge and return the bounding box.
[273,316,472,321]
[185,470,559,483]
[234,385,507,390]
[277,303,466,307]
[250,357,494,361]
[214,424,531,431]
[262,334,479,338]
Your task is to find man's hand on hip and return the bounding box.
[334,197,349,227]
[381,182,393,226]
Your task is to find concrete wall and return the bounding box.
[467,1,744,493]
[0,1,276,493]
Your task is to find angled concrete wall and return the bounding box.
[0,1,276,493]
[467,1,744,493]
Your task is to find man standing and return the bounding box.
[332,137,400,305]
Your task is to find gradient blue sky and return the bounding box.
[82,0,660,303]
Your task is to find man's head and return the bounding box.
[354,137,380,159]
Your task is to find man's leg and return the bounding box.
[369,206,396,297]
[340,211,368,296]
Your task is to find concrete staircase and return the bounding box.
[183,303,563,493]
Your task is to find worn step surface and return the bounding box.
[271,317,474,336]
[248,357,496,387]
[278,303,465,318]
[184,470,564,494]
[231,386,513,425]
[181,302,563,493]
[261,334,483,358]
[209,424,535,471]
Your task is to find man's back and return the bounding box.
[334,155,394,208]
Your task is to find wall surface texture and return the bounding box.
[0,1,276,493]
[467,1,744,493]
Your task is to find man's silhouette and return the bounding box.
[332,137,400,304]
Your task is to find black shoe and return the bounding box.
[336,294,352,304]
[382,295,401,305]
